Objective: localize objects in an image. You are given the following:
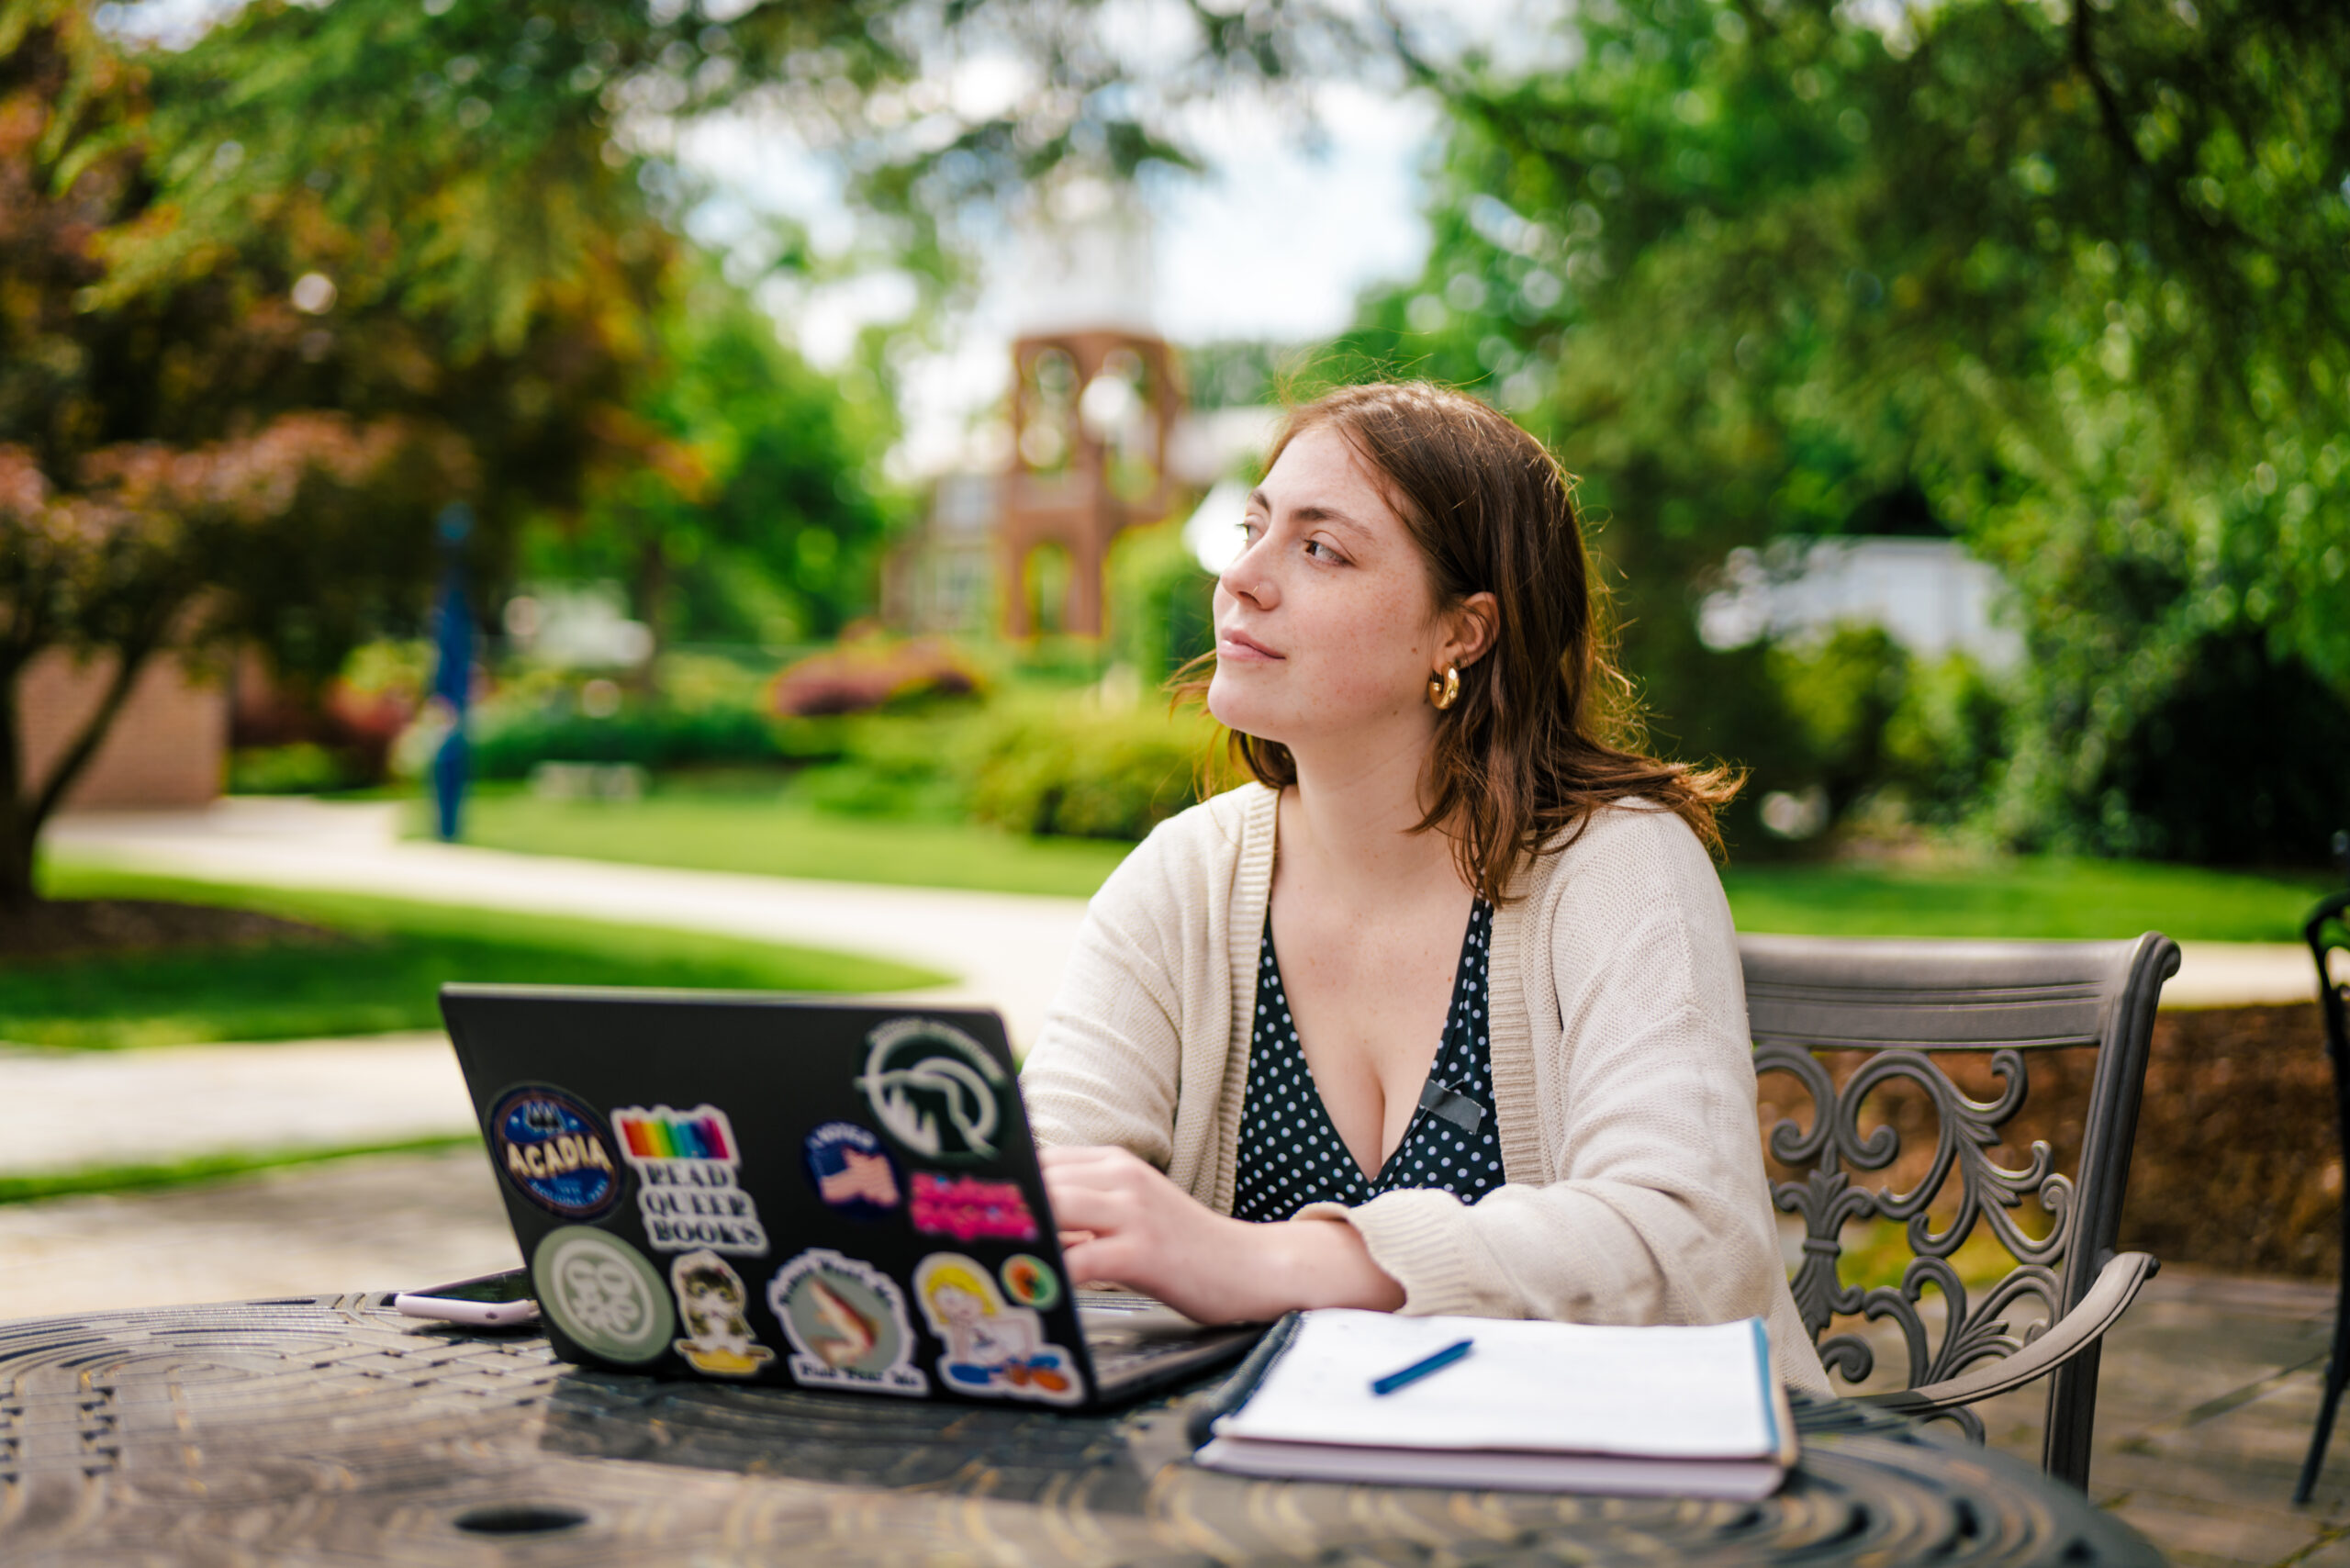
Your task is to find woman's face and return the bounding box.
[1207,424,1460,754]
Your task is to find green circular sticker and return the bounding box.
[1001,1253,1061,1310]
[533,1226,675,1365]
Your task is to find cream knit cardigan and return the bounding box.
[1021,781,1831,1395]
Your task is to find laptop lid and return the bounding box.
[440,982,1225,1410]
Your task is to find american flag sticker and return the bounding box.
[802,1121,902,1219]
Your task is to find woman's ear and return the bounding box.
[1443,591,1500,670]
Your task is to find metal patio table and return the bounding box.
[0,1293,2160,1567]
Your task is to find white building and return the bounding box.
[1697,536,2023,670]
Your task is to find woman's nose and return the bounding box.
[1218,536,1279,610]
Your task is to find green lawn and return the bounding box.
[8,867,948,1050]
[432,786,1136,900]
[1719,857,2331,944]
[407,782,2342,943]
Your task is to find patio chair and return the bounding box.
[2293,834,2350,1506]
[1741,930,2179,1492]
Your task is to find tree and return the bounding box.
[1333,0,2350,861]
[0,4,473,904]
[527,259,905,654]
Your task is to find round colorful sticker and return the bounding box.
[1000,1254,1061,1310]
[534,1226,675,1365]
[802,1121,901,1221]
[488,1085,621,1220]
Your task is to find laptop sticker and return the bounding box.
[1000,1255,1061,1311]
[856,1018,1008,1164]
[610,1103,769,1256]
[534,1226,675,1365]
[488,1086,621,1220]
[668,1250,777,1378]
[767,1249,929,1396]
[802,1121,901,1220]
[912,1251,1083,1406]
[910,1172,1038,1243]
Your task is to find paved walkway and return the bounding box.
[44,798,1094,1049]
[19,797,2324,1179]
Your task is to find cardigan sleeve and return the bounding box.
[1017,818,1195,1170]
[1301,809,1830,1394]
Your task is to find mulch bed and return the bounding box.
[0,899,341,965]
[1759,1002,2343,1283]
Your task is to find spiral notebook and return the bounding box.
[1191,1310,1796,1497]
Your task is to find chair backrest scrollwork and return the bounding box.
[1740,933,2177,1465]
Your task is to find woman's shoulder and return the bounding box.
[1519,796,1725,907]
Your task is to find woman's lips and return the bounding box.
[1218,630,1284,661]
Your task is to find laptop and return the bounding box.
[438,983,1262,1410]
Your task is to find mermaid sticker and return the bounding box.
[911,1251,1083,1406]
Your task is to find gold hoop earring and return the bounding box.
[1428,666,1460,711]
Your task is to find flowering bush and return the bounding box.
[770,635,979,718]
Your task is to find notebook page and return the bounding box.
[1217,1310,1778,1458]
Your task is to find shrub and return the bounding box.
[468,701,792,780]
[771,634,980,717]
[967,698,1219,841]
[228,743,356,795]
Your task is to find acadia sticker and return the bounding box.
[611,1103,768,1255]
[488,1086,621,1219]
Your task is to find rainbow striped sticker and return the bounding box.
[610,1103,768,1257]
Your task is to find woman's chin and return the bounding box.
[1205,676,1281,740]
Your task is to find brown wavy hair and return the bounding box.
[1176,381,1740,902]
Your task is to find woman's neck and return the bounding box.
[1277,728,1465,902]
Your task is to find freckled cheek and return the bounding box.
[1287,589,1430,704]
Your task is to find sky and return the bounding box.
[677,77,1445,479]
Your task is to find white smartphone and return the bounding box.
[394,1269,541,1327]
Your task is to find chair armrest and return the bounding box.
[1855,1251,2159,1417]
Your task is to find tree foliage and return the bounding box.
[1329,0,2350,862]
[0,3,465,901]
[526,259,904,651]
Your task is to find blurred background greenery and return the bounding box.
[5,0,2345,934]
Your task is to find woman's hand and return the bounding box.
[1039,1145,1404,1324]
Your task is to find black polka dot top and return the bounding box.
[1232,899,1506,1222]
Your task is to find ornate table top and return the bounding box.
[0,1294,2157,1566]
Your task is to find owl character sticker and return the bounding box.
[912,1251,1083,1406]
[668,1250,775,1378]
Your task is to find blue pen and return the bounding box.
[1370,1337,1475,1396]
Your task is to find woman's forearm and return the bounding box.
[1250,1215,1406,1315]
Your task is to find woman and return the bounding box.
[1025,382,1828,1394]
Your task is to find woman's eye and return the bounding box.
[1304,540,1345,563]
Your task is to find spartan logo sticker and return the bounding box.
[488,1085,620,1219]
[669,1250,775,1378]
[534,1226,674,1365]
[856,1018,1007,1164]
[611,1103,768,1255]
[767,1249,928,1396]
